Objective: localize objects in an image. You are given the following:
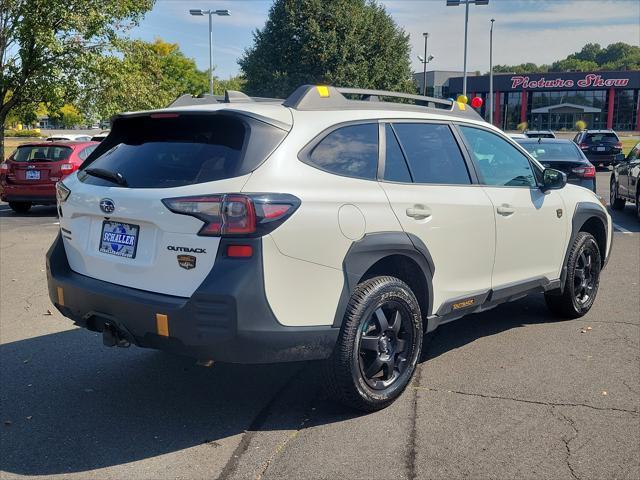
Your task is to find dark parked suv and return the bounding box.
[573,130,622,168]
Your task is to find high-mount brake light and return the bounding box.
[150,113,180,119]
[162,193,301,237]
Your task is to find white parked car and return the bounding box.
[47,86,612,411]
[46,134,93,142]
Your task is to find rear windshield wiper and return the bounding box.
[84,167,128,187]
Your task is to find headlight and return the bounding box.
[56,182,71,203]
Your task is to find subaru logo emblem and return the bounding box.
[100,198,115,214]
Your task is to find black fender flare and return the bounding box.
[332,232,435,327]
[559,201,610,288]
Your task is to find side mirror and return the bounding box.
[542,168,567,191]
[613,153,625,165]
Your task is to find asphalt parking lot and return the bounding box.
[1,170,638,480]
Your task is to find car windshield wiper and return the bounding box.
[84,167,128,187]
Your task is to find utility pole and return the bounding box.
[446,0,490,98]
[489,18,495,124]
[189,8,231,95]
[423,33,429,96]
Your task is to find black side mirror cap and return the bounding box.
[613,153,625,164]
[541,168,567,191]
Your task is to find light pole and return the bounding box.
[189,8,231,95]
[446,0,489,98]
[418,33,434,96]
[489,18,495,125]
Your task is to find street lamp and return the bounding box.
[446,0,489,98]
[489,18,495,124]
[189,8,231,95]
[418,33,434,96]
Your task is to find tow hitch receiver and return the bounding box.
[102,323,131,348]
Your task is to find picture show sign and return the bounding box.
[510,74,630,90]
[448,71,640,93]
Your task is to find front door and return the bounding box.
[456,125,568,287]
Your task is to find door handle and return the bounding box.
[496,204,515,216]
[406,206,432,219]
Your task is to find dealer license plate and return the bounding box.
[99,221,139,259]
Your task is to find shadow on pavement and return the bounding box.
[607,205,640,232]
[0,295,572,475]
[0,204,58,218]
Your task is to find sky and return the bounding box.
[129,0,640,79]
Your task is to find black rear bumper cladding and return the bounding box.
[46,233,338,363]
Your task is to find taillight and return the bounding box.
[60,163,75,172]
[0,162,8,175]
[579,143,589,150]
[162,193,301,237]
[615,142,622,149]
[56,181,71,203]
[572,165,596,178]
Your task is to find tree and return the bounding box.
[239,0,415,98]
[490,42,639,74]
[81,38,209,120]
[0,0,154,158]
[50,104,84,129]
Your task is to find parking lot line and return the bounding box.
[613,222,633,234]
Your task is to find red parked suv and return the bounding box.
[0,141,98,213]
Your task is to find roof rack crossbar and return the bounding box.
[336,87,452,108]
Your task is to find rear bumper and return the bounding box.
[0,182,56,203]
[583,153,619,165]
[46,233,338,363]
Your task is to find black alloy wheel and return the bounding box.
[573,249,597,306]
[324,276,423,412]
[357,303,413,390]
[545,232,601,319]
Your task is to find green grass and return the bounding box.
[620,137,638,156]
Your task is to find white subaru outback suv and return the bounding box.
[47,85,612,411]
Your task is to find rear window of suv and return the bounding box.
[585,133,619,144]
[78,113,286,188]
[13,145,72,162]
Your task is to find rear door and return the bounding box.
[58,112,287,297]
[456,125,567,287]
[378,122,495,311]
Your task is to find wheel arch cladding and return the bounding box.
[561,202,609,287]
[333,232,434,328]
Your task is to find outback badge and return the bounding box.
[177,254,196,270]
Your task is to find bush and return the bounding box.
[4,129,43,137]
[517,122,528,132]
[575,120,587,131]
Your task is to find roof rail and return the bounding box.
[169,91,282,108]
[283,85,483,120]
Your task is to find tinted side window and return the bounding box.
[459,126,536,187]
[383,124,412,182]
[78,145,97,160]
[392,123,470,184]
[308,124,378,180]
